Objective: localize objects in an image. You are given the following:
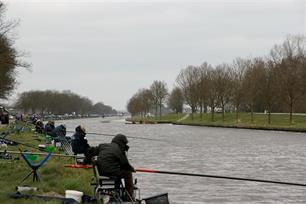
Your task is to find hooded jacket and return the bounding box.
[71,126,90,154]
[52,125,66,138]
[85,134,134,177]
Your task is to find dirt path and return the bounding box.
[177,114,190,122]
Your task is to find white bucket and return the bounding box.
[65,190,83,203]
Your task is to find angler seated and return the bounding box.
[35,120,44,134]
[52,124,66,139]
[91,156,124,199]
[44,121,55,137]
[84,134,136,201]
[71,125,90,155]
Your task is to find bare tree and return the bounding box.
[261,59,279,124]
[198,62,212,120]
[137,89,153,117]
[214,63,233,122]
[127,94,142,117]
[140,89,153,116]
[150,80,168,118]
[176,66,199,120]
[127,88,154,117]
[242,58,266,123]
[168,87,184,115]
[0,2,30,99]
[206,68,219,121]
[230,58,247,123]
[270,35,306,123]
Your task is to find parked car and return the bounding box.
[0,106,9,124]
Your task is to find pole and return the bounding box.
[136,168,306,187]
[67,130,167,142]
[0,150,80,158]
[2,138,41,150]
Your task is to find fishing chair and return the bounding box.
[91,164,125,202]
[56,136,74,155]
[91,164,140,202]
[20,152,52,183]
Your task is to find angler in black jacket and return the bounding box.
[71,125,90,154]
[44,121,55,136]
[84,134,135,199]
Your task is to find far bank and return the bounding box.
[127,112,306,133]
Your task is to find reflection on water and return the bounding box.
[60,117,306,203]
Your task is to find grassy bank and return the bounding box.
[129,112,306,132]
[0,124,92,204]
[126,113,186,123]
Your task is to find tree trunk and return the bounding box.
[159,103,162,119]
[222,104,225,122]
[289,99,293,124]
[268,108,271,125]
[155,104,158,119]
[251,108,254,124]
[235,104,239,123]
[200,104,203,121]
[211,106,215,122]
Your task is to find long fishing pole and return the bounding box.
[67,130,167,142]
[1,138,41,151]
[136,168,306,187]
[0,150,79,158]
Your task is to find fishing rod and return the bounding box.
[136,168,306,187]
[1,138,40,150]
[0,150,79,158]
[67,130,167,142]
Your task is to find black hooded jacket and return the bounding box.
[84,134,134,177]
[71,126,90,154]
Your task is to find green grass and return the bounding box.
[127,113,187,123]
[0,123,93,204]
[153,113,186,122]
[129,112,306,131]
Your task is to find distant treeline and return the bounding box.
[127,35,306,124]
[15,90,117,115]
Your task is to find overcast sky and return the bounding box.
[3,0,306,110]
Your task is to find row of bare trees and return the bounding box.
[127,81,170,117]
[127,35,306,124]
[15,90,117,115]
[177,36,306,123]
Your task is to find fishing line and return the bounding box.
[67,130,168,142]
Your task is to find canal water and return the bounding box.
[60,117,306,204]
